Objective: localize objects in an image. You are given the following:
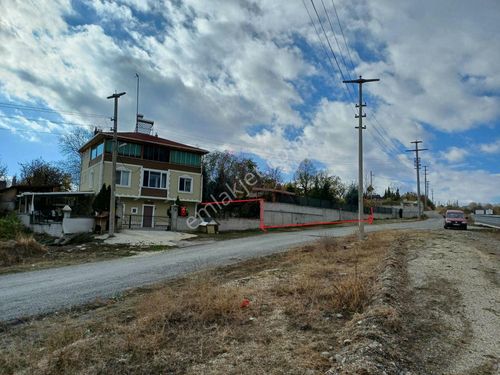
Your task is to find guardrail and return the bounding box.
[473,214,500,229]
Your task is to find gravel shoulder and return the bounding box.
[405,227,499,374]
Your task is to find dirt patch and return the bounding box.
[0,239,176,275]
[0,231,395,375]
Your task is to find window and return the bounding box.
[115,169,130,187]
[143,145,169,162]
[105,141,141,158]
[179,176,193,193]
[143,170,167,189]
[170,150,201,167]
[90,143,104,160]
[131,207,138,214]
[88,170,94,189]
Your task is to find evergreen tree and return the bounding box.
[92,184,110,212]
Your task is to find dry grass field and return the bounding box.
[0,231,396,375]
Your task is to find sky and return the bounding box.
[0,0,499,205]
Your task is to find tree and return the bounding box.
[59,127,93,186]
[19,158,71,190]
[0,159,7,182]
[294,159,317,196]
[344,184,358,207]
[309,172,345,203]
[202,151,261,200]
[261,167,283,189]
[92,184,111,212]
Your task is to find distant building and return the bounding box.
[0,184,61,212]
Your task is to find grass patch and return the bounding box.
[0,231,397,374]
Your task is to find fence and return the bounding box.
[120,214,171,230]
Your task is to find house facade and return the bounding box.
[79,131,208,228]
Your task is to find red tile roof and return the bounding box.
[79,131,209,154]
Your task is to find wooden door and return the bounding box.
[142,205,154,228]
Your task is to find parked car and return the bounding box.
[443,209,467,230]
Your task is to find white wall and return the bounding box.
[62,218,95,234]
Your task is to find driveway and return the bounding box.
[0,217,441,321]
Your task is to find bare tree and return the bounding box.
[0,159,7,182]
[19,158,71,191]
[59,127,93,186]
[294,159,317,196]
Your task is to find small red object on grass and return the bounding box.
[240,298,250,308]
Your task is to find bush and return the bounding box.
[0,213,24,240]
[0,234,47,266]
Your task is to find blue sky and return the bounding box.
[0,0,499,204]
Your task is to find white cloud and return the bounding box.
[479,139,500,154]
[440,146,469,163]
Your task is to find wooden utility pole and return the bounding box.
[343,76,380,239]
[107,91,126,236]
[406,141,427,218]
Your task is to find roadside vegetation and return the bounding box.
[0,214,48,268]
[0,230,396,375]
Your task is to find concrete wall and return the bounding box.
[218,218,261,231]
[263,202,373,225]
[18,214,95,237]
[63,218,94,234]
[178,203,418,233]
[31,222,63,237]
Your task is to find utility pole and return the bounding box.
[431,189,434,203]
[370,171,374,199]
[343,76,380,239]
[406,141,427,218]
[423,166,428,210]
[135,73,139,132]
[107,91,126,236]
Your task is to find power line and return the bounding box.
[0,102,109,119]
[319,0,352,81]
[305,0,402,161]
[330,0,356,73]
[0,114,98,128]
[302,0,349,99]
[310,0,354,102]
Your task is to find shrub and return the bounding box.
[0,234,47,266]
[0,213,24,240]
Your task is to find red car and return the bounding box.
[443,210,467,230]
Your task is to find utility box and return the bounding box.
[198,219,219,234]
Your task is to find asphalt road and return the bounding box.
[0,217,441,321]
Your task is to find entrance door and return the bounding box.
[142,205,154,228]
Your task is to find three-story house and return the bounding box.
[79,130,208,228]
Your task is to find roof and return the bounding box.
[0,185,62,194]
[17,192,94,197]
[79,131,209,154]
[251,187,296,196]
